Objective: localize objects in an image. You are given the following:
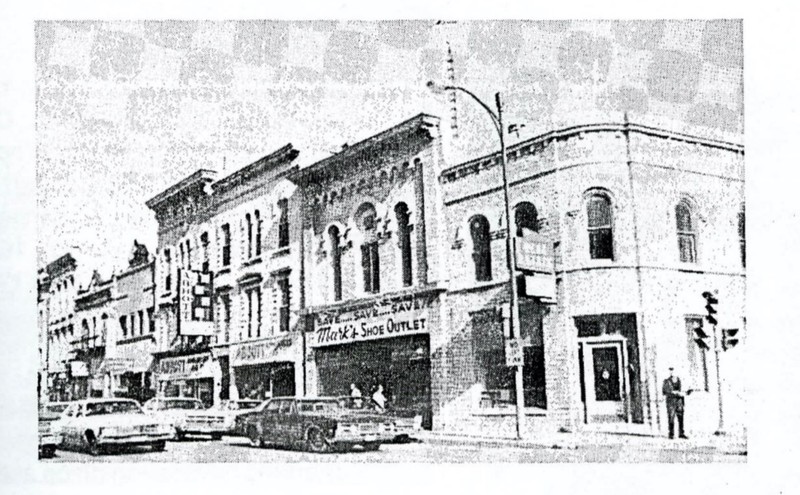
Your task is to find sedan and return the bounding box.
[142,397,206,439]
[240,397,396,453]
[180,399,263,440]
[56,399,173,455]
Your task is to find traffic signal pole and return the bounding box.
[711,323,725,435]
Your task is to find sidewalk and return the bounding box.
[414,429,747,456]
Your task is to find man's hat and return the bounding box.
[668,366,675,370]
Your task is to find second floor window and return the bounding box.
[278,277,290,332]
[738,207,746,268]
[147,307,155,333]
[119,315,127,338]
[200,232,209,273]
[515,202,539,237]
[470,215,492,282]
[255,210,262,256]
[395,203,413,287]
[164,249,172,290]
[246,287,261,338]
[246,213,253,259]
[676,201,697,263]
[361,242,380,293]
[221,224,231,267]
[278,199,289,248]
[587,194,614,260]
[329,225,342,301]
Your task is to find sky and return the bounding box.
[35,19,743,279]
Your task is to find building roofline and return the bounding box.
[211,144,300,195]
[292,113,440,183]
[441,120,745,180]
[145,169,217,211]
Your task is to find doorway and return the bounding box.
[579,337,631,423]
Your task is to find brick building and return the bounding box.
[146,145,303,407]
[437,119,745,437]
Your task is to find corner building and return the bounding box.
[146,145,304,407]
[296,114,448,428]
[438,120,745,437]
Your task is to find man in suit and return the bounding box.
[662,367,688,439]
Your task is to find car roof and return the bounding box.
[74,398,140,405]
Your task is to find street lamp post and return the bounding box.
[428,82,526,439]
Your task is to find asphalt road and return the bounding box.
[42,435,745,463]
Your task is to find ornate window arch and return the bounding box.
[514,201,539,237]
[355,202,380,294]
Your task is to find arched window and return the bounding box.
[329,225,342,301]
[277,199,289,248]
[356,203,379,293]
[254,210,262,256]
[515,202,539,237]
[221,224,231,267]
[738,206,745,268]
[470,215,492,281]
[676,201,696,263]
[587,194,614,260]
[245,213,252,259]
[395,203,413,287]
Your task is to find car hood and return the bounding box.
[77,414,164,427]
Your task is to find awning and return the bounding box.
[155,352,215,381]
[97,355,154,375]
[232,336,298,367]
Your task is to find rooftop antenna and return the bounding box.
[446,42,458,139]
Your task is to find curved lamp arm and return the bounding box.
[427,81,502,138]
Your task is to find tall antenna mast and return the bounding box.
[446,42,459,138]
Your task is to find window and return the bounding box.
[221,224,231,267]
[515,202,539,237]
[220,294,231,343]
[278,199,289,248]
[200,232,209,273]
[361,243,380,293]
[470,215,492,281]
[164,249,172,290]
[245,213,253,259]
[138,309,144,335]
[278,277,291,332]
[245,287,261,339]
[395,203,413,287]
[686,317,709,392]
[329,226,342,301]
[738,207,745,268]
[130,313,136,338]
[179,243,185,269]
[185,239,192,270]
[147,307,155,333]
[587,194,613,260]
[676,201,696,263]
[254,210,262,256]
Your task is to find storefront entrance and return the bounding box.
[575,314,641,424]
[314,334,432,427]
[579,338,630,423]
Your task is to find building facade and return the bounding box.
[437,119,745,437]
[72,270,114,399]
[296,114,448,428]
[146,145,303,408]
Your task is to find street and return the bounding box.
[43,436,745,463]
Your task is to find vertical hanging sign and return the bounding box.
[178,269,215,336]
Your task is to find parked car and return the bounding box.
[55,399,174,455]
[142,397,206,439]
[336,397,423,443]
[38,404,68,458]
[239,397,396,453]
[180,399,263,440]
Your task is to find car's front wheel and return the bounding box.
[85,432,103,456]
[362,442,380,452]
[305,426,331,453]
[248,426,264,448]
[175,429,186,441]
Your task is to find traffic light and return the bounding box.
[702,291,719,326]
[722,328,740,351]
[693,323,711,351]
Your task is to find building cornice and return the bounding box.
[211,144,299,196]
[145,169,217,211]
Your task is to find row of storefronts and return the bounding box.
[42,114,745,438]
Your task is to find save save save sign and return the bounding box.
[310,295,434,348]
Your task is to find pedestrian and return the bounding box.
[350,383,363,408]
[372,384,386,411]
[662,367,688,439]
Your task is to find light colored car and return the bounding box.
[55,399,173,455]
[142,397,206,439]
[38,403,70,459]
[180,399,263,440]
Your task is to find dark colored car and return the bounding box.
[236,397,396,453]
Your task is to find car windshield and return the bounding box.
[225,401,260,411]
[84,401,142,416]
[337,397,383,412]
[162,400,204,410]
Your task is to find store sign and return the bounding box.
[505,339,524,367]
[178,269,215,336]
[101,358,135,374]
[310,294,434,348]
[515,236,554,273]
[233,337,295,366]
[157,354,212,380]
[69,360,89,377]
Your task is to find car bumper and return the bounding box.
[98,433,172,445]
[334,431,395,444]
[180,424,231,434]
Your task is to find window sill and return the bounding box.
[217,267,231,276]
[242,257,263,267]
[271,247,291,258]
